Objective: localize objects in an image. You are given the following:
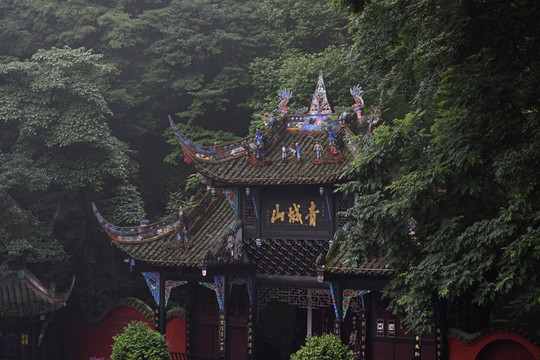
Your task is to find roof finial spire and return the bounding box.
[309,69,331,116]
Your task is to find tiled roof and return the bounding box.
[106,192,238,268]
[96,193,393,277]
[322,247,394,276]
[97,195,395,278]
[0,269,74,318]
[102,192,331,277]
[98,191,330,277]
[186,128,353,186]
[318,228,395,277]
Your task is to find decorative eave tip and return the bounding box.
[17,269,75,305]
[168,115,259,164]
[92,202,179,243]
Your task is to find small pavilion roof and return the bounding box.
[0,269,74,318]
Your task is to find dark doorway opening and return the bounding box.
[257,301,306,360]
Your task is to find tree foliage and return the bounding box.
[0,46,146,313]
[338,0,540,333]
[111,321,169,360]
[0,46,144,222]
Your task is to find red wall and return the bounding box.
[166,316,187,353]
[66,306,186,360]
[449,332,539,360]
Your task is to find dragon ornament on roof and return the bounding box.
[350,85,364,120]
[278,89,292,116]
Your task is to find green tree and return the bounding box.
[337,0,540,334]
[111,321,169,360]
[0,46,146,314]
[261,0,350,54]
[140,0,273,132]
[141,0,350,131]
[290,333,353,360]
[0,46,144,222]
[0,0,181,216]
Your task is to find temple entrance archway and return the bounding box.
[256,286,336,360]
[257,301,304,360]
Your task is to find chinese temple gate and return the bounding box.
[93,73,539,360]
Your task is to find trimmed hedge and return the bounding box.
[111,321,169,360]
[290,333,353,360]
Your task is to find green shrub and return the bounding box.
[290,333,353,360]
[111,321,169,360]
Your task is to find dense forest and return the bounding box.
[0,0,538,335]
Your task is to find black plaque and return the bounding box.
[261,189,331,238]
[247,305,254,359]
[359,312,367,360]
[218,311,226,354]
